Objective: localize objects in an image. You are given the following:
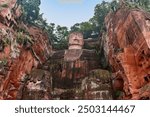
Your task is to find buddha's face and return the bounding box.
[68,32,84,49]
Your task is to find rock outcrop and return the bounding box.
[0,0,52,99]
[105,8,150,99]
[77,69,112,100]
[18,69,52,100]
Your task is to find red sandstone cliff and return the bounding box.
[0,1,150,100]
[0,0,52,99]
[105,8,150,99]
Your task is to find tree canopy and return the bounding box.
[18,0,41,24]
[19,0,150,50]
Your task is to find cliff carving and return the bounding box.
[49,32,112,100]
[1,1,149,100]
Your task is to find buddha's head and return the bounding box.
[68,32,84,49]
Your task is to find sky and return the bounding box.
[40,0,112,28]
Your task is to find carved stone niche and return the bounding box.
[50,32,100,89]
[68,32,84,50]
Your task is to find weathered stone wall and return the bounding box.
[105,8,150,99]
[0,0,52,99]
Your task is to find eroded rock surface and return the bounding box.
[76,69,112,100]
[0,0,52,99]
[105,8,150,99]
[19,69,52,100]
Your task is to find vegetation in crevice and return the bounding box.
[0,57,8,67]
[0,29,11,47]
[16,31,33,48]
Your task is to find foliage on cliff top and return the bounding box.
[17,0,150,50]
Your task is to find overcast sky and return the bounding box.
[40,0,112,28]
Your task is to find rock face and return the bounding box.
[0,0,52,99]
[77,69,112,100]
[0,0,19,27]
[18,69,52,100]
[105,8,150,99]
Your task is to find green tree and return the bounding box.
[70,1,117,39]
[70,23,80,32]
[125,0,150,11]
[52,25,69,50]
[20,0,41,24]
[92,1,111,31]
[70,22,97,39]
[79,22,94,39]
[55,25,69,42]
